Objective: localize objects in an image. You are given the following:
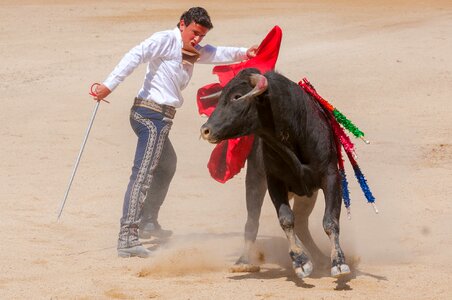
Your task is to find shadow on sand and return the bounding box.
[226,235,387,290]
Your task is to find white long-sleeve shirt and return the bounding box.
[103,27,248,108]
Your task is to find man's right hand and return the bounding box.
[93,84,111,101]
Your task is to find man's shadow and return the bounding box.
[141,231,243,251]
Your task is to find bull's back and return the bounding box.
[269,73,335,170]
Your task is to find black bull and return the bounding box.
[200,68,351,278]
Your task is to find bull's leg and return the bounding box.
[293,191,330,268]
[232,139,267,272]
[322,169,351,277]
[268,176,313,278]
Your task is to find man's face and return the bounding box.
[179,20,209,49]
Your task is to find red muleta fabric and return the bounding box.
[197,26,283,183]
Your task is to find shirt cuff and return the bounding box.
[102,76,122,92]
[239,47,248,60]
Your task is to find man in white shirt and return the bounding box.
[94,7,257,258]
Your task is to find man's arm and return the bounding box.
[93,33,169,101]
[197,44,257,64]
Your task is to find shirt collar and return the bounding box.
[173,27,183,48]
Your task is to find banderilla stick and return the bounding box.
[57,83,108,221]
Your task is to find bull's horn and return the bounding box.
[235,73,268,101]
[200,90,222,100]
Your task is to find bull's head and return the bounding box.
[200,68,268,143]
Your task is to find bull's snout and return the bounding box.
[200,124,210,139]
[200,124,217,143]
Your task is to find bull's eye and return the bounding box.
[232,94,242,101]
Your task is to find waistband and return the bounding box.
[133,98,176,119]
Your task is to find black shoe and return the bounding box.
[139,223,173,239]
[117,245,152,258]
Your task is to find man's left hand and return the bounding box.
[246,45,258,59]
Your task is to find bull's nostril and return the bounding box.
[202,127,210,137]
[200,125,218,143]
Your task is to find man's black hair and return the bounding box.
[177,7,213,29]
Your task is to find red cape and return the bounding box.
[197,26,282,183]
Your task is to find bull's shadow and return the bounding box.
[227,235,383,289]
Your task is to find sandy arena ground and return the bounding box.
[1,0,451,299]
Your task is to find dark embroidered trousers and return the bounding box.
[118,106,176,249]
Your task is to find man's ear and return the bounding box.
[179,20,186,30]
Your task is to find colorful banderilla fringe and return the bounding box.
[298,78,377,214]
[333,126,352,218]
[299,78,369,144]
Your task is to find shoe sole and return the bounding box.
[117,253,150,258]
[118,252,133,258]
[117,250,151,258]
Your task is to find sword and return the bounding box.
[57,83,108,221]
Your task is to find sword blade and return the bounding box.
[57,101,100,221]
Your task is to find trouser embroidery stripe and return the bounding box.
[118,109,173,249]
[127,111,157,225]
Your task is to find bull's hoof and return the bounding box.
[331,264,351,278]
[229,263,260,273]
[294,260,313,279]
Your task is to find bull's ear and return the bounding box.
[234,74,268,102]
